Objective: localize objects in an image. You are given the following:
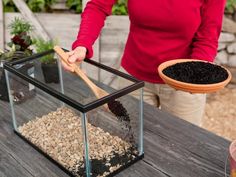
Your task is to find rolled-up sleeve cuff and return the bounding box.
[72,40,94,59]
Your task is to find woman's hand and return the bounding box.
[61,46,87,72]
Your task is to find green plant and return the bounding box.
[26,0,56,12]
[2,0,57,12]
[112,0,128,15]
[0,49,6,61]
[3,0,17,12]
[5,18,34,59]
[27,0,45,12]
[225,0,236,13]
[7,17,33,53]
[34,38,57,64]
[66,0,82,13]
[0,45,31,61]
[8,17,33,35]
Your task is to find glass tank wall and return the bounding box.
[4,49,144,177]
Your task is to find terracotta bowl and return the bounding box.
[157,59,232,93]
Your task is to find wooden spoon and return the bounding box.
[53,46,109,100]
[54,46,131,129]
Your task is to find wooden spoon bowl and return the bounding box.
[157,59,232,93]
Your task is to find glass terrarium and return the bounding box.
[4,49,144,177]
[0,51,35,102]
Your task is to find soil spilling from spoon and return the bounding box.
[108,100,134,144]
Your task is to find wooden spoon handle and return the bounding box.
[53,46,100,98]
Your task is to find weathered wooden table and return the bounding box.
[0,96,231,177]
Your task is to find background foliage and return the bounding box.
[66,0,82,13]
[112,0,127,15]
[2,0,236,15]
[33,38,57,64]
[3,0,18,12]
[225,0,236,13]
[65,0,128,15]
[3,0,56,12]
[26,0,56,12]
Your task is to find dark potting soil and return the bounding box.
[107,100,134,144]
[107,100,129,122]
[73,147,138,177]
[162,61,229,84]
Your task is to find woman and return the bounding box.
[63,0,226,126]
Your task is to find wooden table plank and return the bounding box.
[142,131,226,177]
[117,161,168,177]
[0,101,70,177]
[0,143,33,177]
[0,98,167,177]
[0,75,231,177]
[0,97,230,177]
[143,103,229,171]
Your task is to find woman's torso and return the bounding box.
[121,0,204,83]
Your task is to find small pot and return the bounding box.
[0,60,9,101]
[0,55,35,103]
[230,140,236,177]
[10,62,36,104]
[41,61,59,84]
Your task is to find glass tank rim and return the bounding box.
[3,49,145,113]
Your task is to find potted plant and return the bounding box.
[0,49,9,101]
[34,38,59,83]
[0,17,34,103]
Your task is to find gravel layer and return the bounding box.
[18,107,138,177]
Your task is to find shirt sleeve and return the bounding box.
[190,0,226,62]
[72,0,116,58]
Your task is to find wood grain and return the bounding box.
[0,64,231,177]
[0,142,33,177]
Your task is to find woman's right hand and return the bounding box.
[61,46,87,72]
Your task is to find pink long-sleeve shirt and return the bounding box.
[72,0,226,83]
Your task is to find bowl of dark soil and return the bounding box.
[158,59,232,93]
